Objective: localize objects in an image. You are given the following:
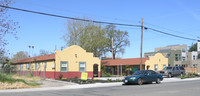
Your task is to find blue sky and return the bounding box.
[4,0,200,58]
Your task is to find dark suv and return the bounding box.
[159,66,185,78]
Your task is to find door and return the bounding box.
[93,64,98,77]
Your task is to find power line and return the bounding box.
[0,5,198,41]
[17,0,140,24]
[147,27,197,41]
[144,22,197,38]
[0,5,141,27]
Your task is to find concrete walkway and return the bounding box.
[0,77,200,93]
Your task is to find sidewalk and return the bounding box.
[0,77,200,93]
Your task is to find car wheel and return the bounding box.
[156,78,161,84]
[138,78,143,85]
[168,74,172,78]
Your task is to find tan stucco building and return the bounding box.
[145,53,168,71]
[13,45,101,79]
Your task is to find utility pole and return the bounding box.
[140,18,143,70]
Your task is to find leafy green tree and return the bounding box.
[63,18,130,58]
[189,43,197,52]
[63,19,107,57]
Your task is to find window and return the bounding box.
[176,67,179,70]
[60,61,68,72]
[14,65,17,70]
[193,64,198,68]
[163,64,166,70]
[198,54,200,59]
[154,64,158,71]
[182,56,186,61]
[28,64,30,70]
[35,63,37,71]
[182,48,186,52]
[21,64,23,70]
[150,70,156,74]
[167,54,170,57]
[79,62,86,72]
[26,64,28,70]
[179,67,184,70]
[193,55,196,60]
[172,67,175,70]
[38,63,40,69]
[179,54,181,60]
[175,54,179,61]
[106,66,111,73]
[19,64,21,70]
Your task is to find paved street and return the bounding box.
[1,80,200,96]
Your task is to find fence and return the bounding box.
[185,67,198,74]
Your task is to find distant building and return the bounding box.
[145,53,168,71]
[145,44,187,66]
[145,43,200,73]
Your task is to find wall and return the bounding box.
[13,45,101,79]
[55,45,101,78]
[145,50,181,66]
[145,53,168,71]
[13,60,56,78]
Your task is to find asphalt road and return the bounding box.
[1,80,200,96]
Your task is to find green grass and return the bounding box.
[0,72,17,83]
[0,72,41,86]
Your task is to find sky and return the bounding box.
[4,0,200,58]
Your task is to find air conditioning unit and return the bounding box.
[52,65,55,69]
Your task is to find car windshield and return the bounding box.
[166,67,172,70]
[132,71,145,75]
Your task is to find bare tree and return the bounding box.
[38,49,52,56]
[104,24,130,59]
[0,0,19,47]
[11,51,29,63]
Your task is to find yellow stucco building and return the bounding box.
[13,45,101,79]
[145,53,168,71]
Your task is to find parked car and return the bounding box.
[123,70,163,85]
[158,66,185,78]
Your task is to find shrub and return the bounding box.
[74,76,79,80]
[122,73,126,76]
[61,78,67,81]
[107,79,112,82]
[87,79,93,83]
[115,79,122,82]
[102,72,111,77]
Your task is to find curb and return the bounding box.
[0,77,200,93]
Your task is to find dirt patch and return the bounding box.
[11,75,41,81]
[0,82,40,90]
